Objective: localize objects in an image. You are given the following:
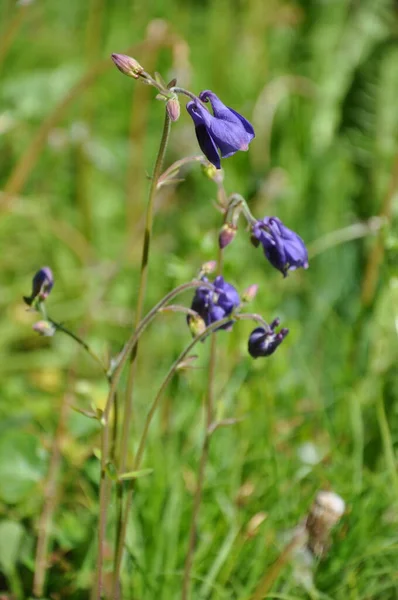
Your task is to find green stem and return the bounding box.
[119,109,171,475]
[111,309,268,598]
[181,247,223,600]
[375,392,398,501]
[171,86,200,102]
[113,315,228,597]
[49,319,108,377]
[92,279,211,597]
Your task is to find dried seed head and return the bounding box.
[306,491,345,557]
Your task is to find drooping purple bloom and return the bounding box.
[251,217,308,277]
[23,266,54,306]
[186,90,255,169]
[189,275,240,332]
[248,319,289,358]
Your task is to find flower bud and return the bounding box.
[187,314,206,337]
[166,95,180,122]
[219,223,237,249]
[32,320,56,337]
[201,162,219,180]
[241,284,258,303]
[23,266,54,306]
[111,53,144,79]
[200,261,217,276]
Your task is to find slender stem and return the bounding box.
[92,280,211,597]
[249,526,308,600]
[49,319,108,377]
[171,86,200,102]
[92,423,112,600]
[119,109,171,475]
[0,3,31,70]
[112,313,233,597]
[181,248,223,600]
[33,376,73,597]
[376,393,398,501]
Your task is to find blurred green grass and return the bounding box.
[0,0,397,598]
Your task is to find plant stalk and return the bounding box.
[119,109,171,475]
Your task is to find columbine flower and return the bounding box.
[251,217,308,277]
[248,318,289,358]
[188,275,240,333]
[23,266,54,306]
[186,90,255,169]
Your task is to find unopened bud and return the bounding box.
[219,224,237,249]
[242,284,258,303]
[201,261,217,275]
[111,53,144,79]
[32,320,56,337]
[201,162,219,179]
[23,266,54,307]
[188,314,206,337]
[166,95,180,122]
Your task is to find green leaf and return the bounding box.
[0,520,24,574]
[118,468,153,482]
[0,431,47,504]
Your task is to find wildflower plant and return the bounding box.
[25,51,311,600]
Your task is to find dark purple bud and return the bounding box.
[251,217,309,277]
[23,266,54,306]
[219,224,237,249]
[248,323,289,358]
[186,90,255,169]
[188,275,240,334]
[111,53,144,78]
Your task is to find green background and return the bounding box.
[0,0,397,598]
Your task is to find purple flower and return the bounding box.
[248,319,289,358]
[251,217,308,277]
[186,90,255,169]
[189,275,240,332]
[23,266,54,306]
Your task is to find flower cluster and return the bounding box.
[188,276,240,334]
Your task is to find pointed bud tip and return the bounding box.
[111,53,144,78]
[242,284,258,303]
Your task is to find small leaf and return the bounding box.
[0,431,47,504]
[167,78,177,89]
[118,468,153,482]
[154,71,167,88]
[0,520,24,573]
[105,461,118,481]
[70,405,98,419]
